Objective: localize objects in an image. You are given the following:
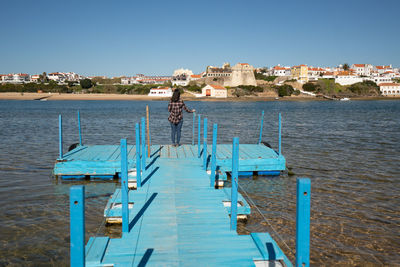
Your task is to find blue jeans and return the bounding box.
[170,120,183,145]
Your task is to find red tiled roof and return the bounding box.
[210,84,226,90]
[190,75,201,78]
[353,64,365,67]
[376,66,390,70]
[273,66,286,70]
[240,63,249,65]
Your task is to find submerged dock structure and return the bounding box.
[63,110,311,266]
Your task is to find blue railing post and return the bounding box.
[203,118,208,170]
[198,114,201,157]
[258,110,264,144]
[58,114,63,160]
[210,123,218,187]
[70,185,85,267]
[135,123,141,188]
[78,110,83,146]
[121,139,129,233]
[192,112,195,146]
[296,178,311,267]
[278,113,282,155]
[141,117,146,170]
[231,137,239,231]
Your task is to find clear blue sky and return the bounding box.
[1,0,399,77]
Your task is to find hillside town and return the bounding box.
[1,62,400,98]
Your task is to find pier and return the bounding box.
[54,112,285,181]
[64,110,311,267]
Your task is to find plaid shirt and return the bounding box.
[168,100,193,124]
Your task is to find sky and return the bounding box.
[1,0,400,77]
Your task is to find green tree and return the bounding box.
[343,63,349,71]
[80,78,93,89]
[303,82,320,92]
[276,84,294,97]
[40,72,48,83]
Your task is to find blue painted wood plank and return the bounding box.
[85,237,109,266]
[55,143,286,179]
[87,158,279,266]
[176,145,185,158]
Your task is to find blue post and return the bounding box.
[231,137,239,231]
[78,110,83,146]
[296,178,311,267]
[203,118,208,170]
[258,110,264,144]
[120,139,129,233]
[141,117,146,170]
[210,123,218,187]
[70,185,85,267]
[135,123,141,188]
[192,112,195,146]
[278,113,282,155]
[58,114,63,160]
[198,114,201,157]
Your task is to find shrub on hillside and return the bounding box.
[80,79,93,89]
[276,84,294,97]
[302,82,320,92]
[348,81,380,95]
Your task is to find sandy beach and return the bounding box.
[0,92,396,102]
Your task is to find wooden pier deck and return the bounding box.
[84,157,291,266]
[54,144,285,179]
[65,112,312,267]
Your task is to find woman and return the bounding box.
[168,89,195,147]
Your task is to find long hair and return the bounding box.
[171,88,180,102]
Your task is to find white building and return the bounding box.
[189,74,202,81]
[30,74,40,82]
[351,64,373,76]
[122,76,171,85]
[148,87,173,97]
[271,66,290,76]
[335,73,363,85]
[1,73,30,83]
[201,84,227,98]
[382,71,396,78]
[379,83,400,96]
[375,65,392,74]
[48,72,66,82]
[173,68,193,77]
[370,76,392,84]
[172,74,189,86]
[121,77,139,85]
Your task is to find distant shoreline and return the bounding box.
[0,92,398,102]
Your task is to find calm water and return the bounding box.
[0,100,399,266]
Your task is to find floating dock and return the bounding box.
[64,111,311,267]
[54,144,285,180]
[54,111,285,180]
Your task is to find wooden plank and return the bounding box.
[177,145,185,159]
[91,157,268,266]
[85,237,110,266]
[240,144,259,159]
[105,146,120,161]
[187,145,196,158]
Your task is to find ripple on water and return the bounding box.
[0,100,399,265]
